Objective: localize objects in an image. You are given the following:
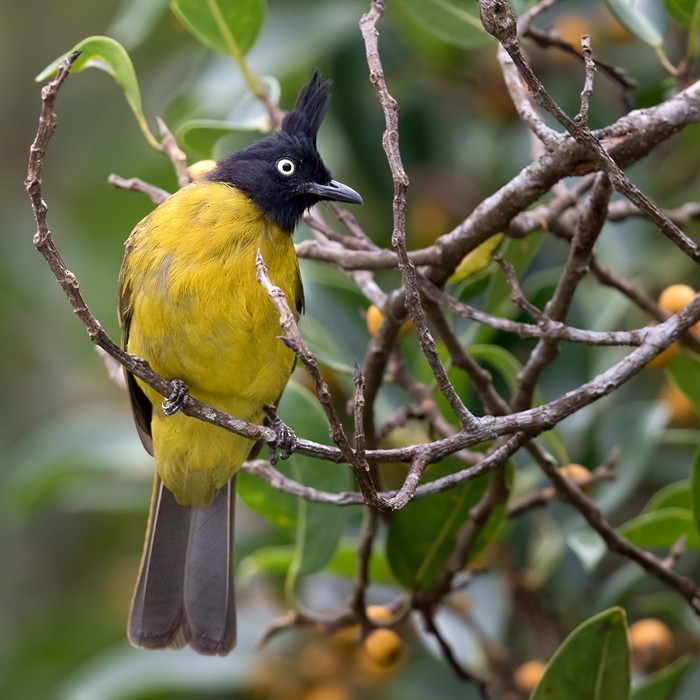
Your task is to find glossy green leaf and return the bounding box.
[36,36,160,150]
[642,480,691,514]
[665,0,700,26]
[177,75,279,156]
[619,507,700,549]
[237,380,350,578]
[668,354,700,418]
[171,0,265,58]
[386,461,509,591]
[532,607,630,700]
[448,233,504,283]
[324,540,397,585]
[177,119,246,158]
[603,0,668,46]
[631,654,692,700]
[395,0,494,49]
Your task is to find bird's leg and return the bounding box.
[162,379,189,416]
[263,406,297,465]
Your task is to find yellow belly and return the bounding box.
[121,182,301,505]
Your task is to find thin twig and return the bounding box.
[478,0,700,262]
[575,34,595,125]
[507,465,616,518]
[512,173,612,411]
[108,174,171,205]
[360,0,478,432]
[419,608,492,699]
[255,249,390,512]
[524,25,637,108]
[529,440,700,614]
[156,117,189,188]
[350,507,379,632]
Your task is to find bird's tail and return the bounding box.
[128,474,237,655]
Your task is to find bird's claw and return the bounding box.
[162,379,189,416]
[267,414,297,465]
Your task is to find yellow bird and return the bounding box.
[118,72,362,655]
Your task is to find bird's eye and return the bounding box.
[276,158,296,176]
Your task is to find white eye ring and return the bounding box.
[277,158,296,176]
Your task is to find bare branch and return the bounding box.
[478,0,700,261]
[255,249,390,512]
[108,174,171,205]
[575,35,595,125]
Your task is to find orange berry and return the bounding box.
[366,304,383,336]
[365,305,414,339]
[659,382,698,425]
[629,619,673,672]
[187,159,217,181]
[658,284,696,315]
[362,629,402,668]
[302,681,354,700]
[558,463,592,494]
[514,660,546,693]
[366,605,393,623]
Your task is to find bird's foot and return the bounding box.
[162,379,189,416]
[264,407,297,465]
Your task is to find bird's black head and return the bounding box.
[208,71,362,233]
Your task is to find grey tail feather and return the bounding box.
[128,475,237,655]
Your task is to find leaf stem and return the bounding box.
[653,43,679,77]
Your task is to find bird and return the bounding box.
[118,71,362,655]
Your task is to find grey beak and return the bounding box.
[307,179,363,205]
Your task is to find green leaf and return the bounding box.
[324,540,397,585]
[532,607,630,700]
[386,460,509,591]
[447,234,503,283]
[603,0,669,46]
[665,0,700,26]
[237,380,350,580]
[668,354,700,418]
[642,480,691,514]
[237,544,295,582]
[619,508,700,549]
[469,344,521,394]
[178,75,280,157]
[395,0,495,49]
[177,119,246,158]
[171,0,265,58]
[691,446,700,536]
[35,36,160,150]
[631,654,692,700]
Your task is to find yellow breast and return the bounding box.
[120,182,302,505]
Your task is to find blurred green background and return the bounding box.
[3,1,700,698]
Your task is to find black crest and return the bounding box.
[280,70,332,145]
[207,70,361,233]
